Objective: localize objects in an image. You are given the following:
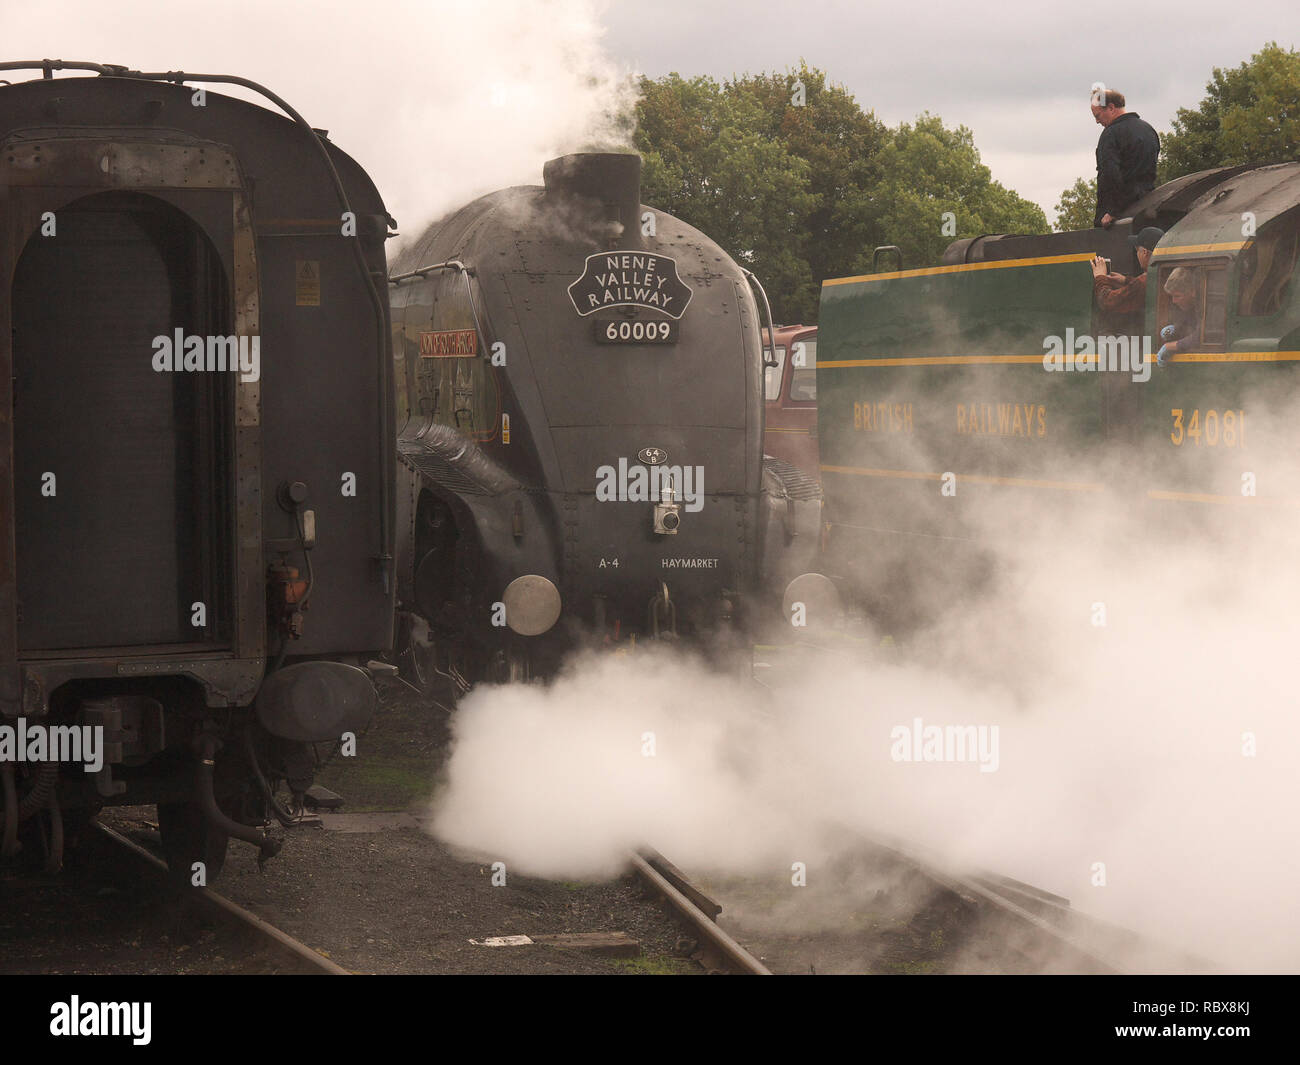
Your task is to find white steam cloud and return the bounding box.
[430,477,1300,975]
[2,0,639,237]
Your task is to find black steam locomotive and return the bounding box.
[388,153,823,691]
[0,62,396,878]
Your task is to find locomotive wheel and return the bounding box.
[156,800,229,885]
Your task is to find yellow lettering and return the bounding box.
[854,402,862,430]
[953,401,1047,439]
[903,404,913,432]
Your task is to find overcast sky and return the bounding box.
[600,0,1299,216]
[3,0,1296,229]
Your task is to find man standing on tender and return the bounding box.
[1091,88,1160,229]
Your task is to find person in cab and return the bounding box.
[1091,226,1164,336]
[1156,267,1200,365]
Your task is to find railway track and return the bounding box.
[856,833,1178,975]
[746,644,1216,973]
[92,821,348,975]
[639,829,1211,975]
[629,848,770,975]
[1,814,348,975]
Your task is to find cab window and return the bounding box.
[763,345,787,401]
[1237,209,1300,318]
[788,338,817,402]
[1156,261,1228,352]
[415,273,500,441]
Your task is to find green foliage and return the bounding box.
[614,954,697,975]
[1054,44,1298,228]
[1053,176,1098,232]
[725,66,888,320]
[859,114,1047,272]
[635,72,815,323]
[636,64,865,323]
[634,65,1041,323]
[1161,42,1300,181]
[628,45,1300,319]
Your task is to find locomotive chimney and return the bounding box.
[543,152,643,249]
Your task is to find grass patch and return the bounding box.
[615,954,696,975]
[316,759,435,811]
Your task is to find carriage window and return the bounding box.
[763,345,787,401]
[1237,211,1300,318]
[1156,261,1228,353]
[788,339,817,402]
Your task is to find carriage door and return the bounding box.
[10,191,233,652]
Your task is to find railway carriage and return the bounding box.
[0,61,396,877]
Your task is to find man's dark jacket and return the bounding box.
[1095,113,1160,226]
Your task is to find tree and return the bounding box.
[636,73,818,321]
[636,65,885,323]
[1053,177,1097,232]
[722,65,889,319]
[856,114,1047,271]
[1161,42,1300,181]
[634,69,1047,321]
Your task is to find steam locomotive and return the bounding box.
[388,153,823,691]
[817,162,1300,628]
[0,62,396,878]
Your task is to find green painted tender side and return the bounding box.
[819,256,1099,535]
[817,162,1300,616]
